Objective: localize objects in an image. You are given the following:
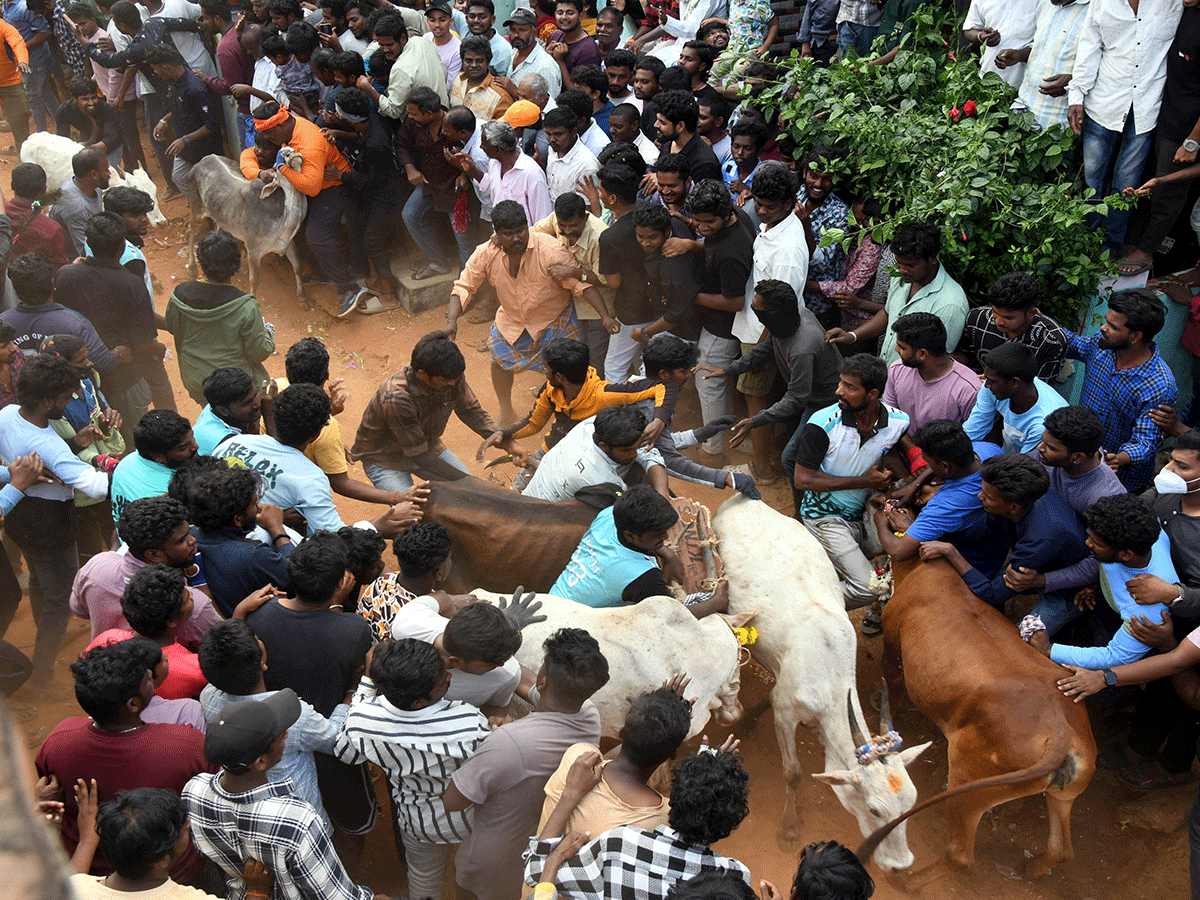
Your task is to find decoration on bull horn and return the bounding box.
[848,689,903,766]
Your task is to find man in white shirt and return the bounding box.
[144,0,216,76]
[389,595,524,713]
[544,105,599,203]
[1067,0,1183,248]
[962,0,1038,88]
[733,161,808,481]
[523,407,669,501]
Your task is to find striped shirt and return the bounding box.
[1014,0,1090,130]
[334,678,490,844]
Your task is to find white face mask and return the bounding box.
[1153,468,1200,495]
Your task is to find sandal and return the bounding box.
[1115,760,1196,790]
[1117,258,1152,277]
[860,602,883,636]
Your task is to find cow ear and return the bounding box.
[720,611,757,629]
[812,769,860,786]
[896,741,932,767]
[260,180,280,200]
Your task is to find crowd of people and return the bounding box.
[1,0,1200,897]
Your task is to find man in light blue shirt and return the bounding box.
[110,409,198,524]
[0,354,110,680]
[194,367,267,456]
[963,341,1067,453]
[199,619,347,835]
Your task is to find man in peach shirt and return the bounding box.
[245,101,361,314]
[446,199,619,422]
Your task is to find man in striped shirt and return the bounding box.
[335,639,491,900]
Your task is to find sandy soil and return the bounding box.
[3,186,1192,900]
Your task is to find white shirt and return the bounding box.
[389,595,522,708]
[963,0,1039,88]
[635,131,659,167]
[253,56,288,107]
[547,138,600,202]
[580,120,609,157]
[1014,0,1090,130]
[510,41,562,98]
[1068,0,1183,133]
[0,405,108,502]
[522,417,666,502]
[733,213,809,344]
[153,0,216,77]
[338,29,372,57]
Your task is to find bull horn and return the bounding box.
[847,691,868,748]
[879,679,894,735]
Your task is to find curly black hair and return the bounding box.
[685,178,734,219]
[593,405,646,448]
[749,160,798,203]
[596,142,647,178]
[15,353,79,407]
[285,336,330,386]
[891,312,946,356]
[70,640,151,725]
[133,409,193,459]
[790,841,874,900]
[668,750,749,845]
[167,455,231,511]
[117,497,190,560]
[653,89,698,130]
[97,789,188,881]
[370,638,446,709]
[1042,406,1103,457]
[288,531,349,605]
[1108,288,1167,343]
[337,525,386,584]
[120,564,188,638]
[198,619,264,696]
[541,338,591,385]
[411,331,466,379]
[393,522,452,579]
[668,871,755,900]
[274,383,331,448]
[892,221,941,259]
[633,203,672,233]
[543,627,609,706]
[1085,494,1160,556]
[620,686,691,769]
[189,467,260,532]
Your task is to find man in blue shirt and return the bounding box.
[5,0,56,132]
[194,368,270,456]
[963,341,1067,453]
[874,420,1006,583]
[110,410,199,524]
[919,452,1089,611]
[1065,288,1177,492]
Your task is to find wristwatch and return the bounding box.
[1102,668,1118,687]
[1185,139,1200,153]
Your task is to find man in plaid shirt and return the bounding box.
[183,691,383,900]
[523,743,752,900]
[1065,288,1177,492]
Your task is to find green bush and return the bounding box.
[751,5,1120,325]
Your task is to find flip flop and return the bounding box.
[412,263,450,280]
[1115,760,1196,790]
[1117,259,1152,277]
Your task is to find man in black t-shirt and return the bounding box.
[144,44,225,197]
[683,180,753,457]
[246,531,377,838]
[653,90,722,184]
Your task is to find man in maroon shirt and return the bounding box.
[198,0,254,149]
[35,639,214,881]
[6,163,69,270]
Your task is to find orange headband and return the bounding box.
[254,108,290,131]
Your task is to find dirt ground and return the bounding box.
[3,178,1194,900]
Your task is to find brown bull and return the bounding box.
[421,477,596,593]
[867,555,1096,876]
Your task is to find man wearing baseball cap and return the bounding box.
[495,7,562,100]
[183,691,386,900]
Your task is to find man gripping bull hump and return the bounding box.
[243,101,364,315]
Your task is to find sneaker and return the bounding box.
[359,294,399,315]
[860,602,883,636]
[337,287,367,318]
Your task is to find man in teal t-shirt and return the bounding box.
[110,410,198,523]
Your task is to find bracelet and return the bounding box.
[183,133,191,144]
[848,331,857,343]
[271,533,288,544]
[245,893,270,900]
[392,491,400,504]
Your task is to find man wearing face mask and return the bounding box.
[705,280,841,501]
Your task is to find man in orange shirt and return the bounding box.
[447,199,619,423]
[0,20,32,151]
[247,101,364,315]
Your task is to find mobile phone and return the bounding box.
[318,22,333,34]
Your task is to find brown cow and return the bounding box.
[421,477,596,593]
[870,555,1096,876]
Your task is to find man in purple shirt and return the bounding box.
[198,0,255,149]
[545,0,600,89]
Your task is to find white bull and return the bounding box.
[20,132,166,227]
[471,591,751,740]
[185,154,308,306]
[712,495,931,873]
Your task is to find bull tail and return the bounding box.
[855,727,1072,863]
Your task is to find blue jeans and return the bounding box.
[237,111,254,151]
[1030,591,1084,638]
[362,450,471,491]
[402,184,477,269]
[837,21,878,57]
[1082,110,1155,247]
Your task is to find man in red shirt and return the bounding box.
[35,638,214,880]
[6,163,69,270]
